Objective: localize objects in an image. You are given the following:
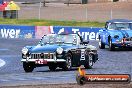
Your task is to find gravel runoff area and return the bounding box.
[1,83,132,88]
[17,2,132,22]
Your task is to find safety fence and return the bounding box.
[17,1,132,22]
[0,25,104,40]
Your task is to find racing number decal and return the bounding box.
[80,49,85,60]
[35,59,47,64]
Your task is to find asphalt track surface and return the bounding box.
[0,38,132,87]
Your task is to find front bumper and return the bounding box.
[21,52,66,64]
[113,42,132,47]
[21,59,66,63]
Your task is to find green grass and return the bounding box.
[0,18,105,27]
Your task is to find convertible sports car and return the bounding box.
[21,33,98,72]
[99,19,132,51]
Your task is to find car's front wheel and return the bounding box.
[23,62,34,72]
[84,54,93,69]
[62,53,72,70]
[99,38,105,49]
[109,38,115,51]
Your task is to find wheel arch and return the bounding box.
[65,50,73,60]
[67,50,72,55]
[98,35,101,39]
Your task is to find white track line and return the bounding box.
[0,59,6,67]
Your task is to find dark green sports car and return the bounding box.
[21,33,98,72]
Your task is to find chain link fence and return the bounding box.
[16,1,132,22]
[0,0,132,22]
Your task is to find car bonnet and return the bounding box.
[108,30,132,38]
[30,44,77,53]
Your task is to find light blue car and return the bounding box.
[99,19,132,51]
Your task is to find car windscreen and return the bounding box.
[130,23,132,29]
[40,34,77,45]
[108,23,132,30]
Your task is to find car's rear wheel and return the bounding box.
[99,38,105,49]
[48,63,57,71]
[23,62,34,72]
[84,54,93,69]
[109,38,115,51]
[62,53,72,71]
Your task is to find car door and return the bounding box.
[99,29,107,44]
[71,48,81,67]
[101,23,109,45]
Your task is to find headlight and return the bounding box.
[22,47,28,55]
[56,47,63,54]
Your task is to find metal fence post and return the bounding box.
[67,0,70,6]
[84,7,88,21]
[110,9,113,20]
[43,0,46,7]
[38,1,41,19]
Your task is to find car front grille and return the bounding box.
[31,53,54,59]
[125,37,132,41]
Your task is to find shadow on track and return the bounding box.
[101,47,132,52]
[36,67,78,73]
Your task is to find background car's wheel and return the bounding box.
[62,53,72,71]
[109,38,115,51]
[99,38,105,49]
[84,54,93,69]
[23,62,34,72]
[48,63,57,71]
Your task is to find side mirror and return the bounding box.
[80,40,89,45]
[83,40,89,44]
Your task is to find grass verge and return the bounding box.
[0,18,105,27]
